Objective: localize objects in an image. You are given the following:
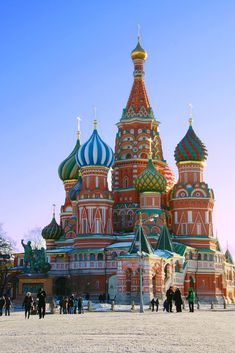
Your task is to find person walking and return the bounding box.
[150,297,155,312]
[187,287,195,312]
[22,292,33,319]
[4,295,12,316]
[37,288,47,319]
[74,297,78,314]
[173,288,183,312]
[0,296,6,316]
[78,296,83,314]
[68,295,74,314]
[166,286,174,312]
[155,297,159,312]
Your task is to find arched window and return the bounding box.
[204,254,208,261]
[123,176,129,188]
[126,153,132,159]
[111,251,118,259]
[127,211,133,223]
[84,254,88,261]
[79,254,83,261]
[90,253,96,261]
[97,253,103,261]
[197,253,202,260]
[175,260,180,272]
[189,251,193,260]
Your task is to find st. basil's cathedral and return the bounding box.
[15,38,235,303]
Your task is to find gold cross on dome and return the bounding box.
[138,24,141,42]
[188,103,193,126]
[93,106,97,129]
[53,204,56,218]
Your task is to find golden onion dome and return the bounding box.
[131,38,147,60]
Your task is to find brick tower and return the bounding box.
[112,37,174,232]
[170,117,215,249]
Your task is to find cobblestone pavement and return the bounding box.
[0,310,234,353]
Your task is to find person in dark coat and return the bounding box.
[173,288,183,312]
[68,295,74,314]
[22,292,33,319]
[155,297,159,312]
[0,296,6,316]
[150,298,155,312]
[166,286,174,312]
[4,295,12,316]
[77,296,83,314]
[37,288,46,319]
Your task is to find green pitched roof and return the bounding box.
[129,224,153,255]
[155,225,173,252]
[225,249,234,264]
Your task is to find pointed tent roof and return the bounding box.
[225,249,234,264]
[155,225,173,252]
[129,223,153,255]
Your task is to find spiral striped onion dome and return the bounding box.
[41,215,64,240]
[174,124,208,163]
[58,136,81,182]
[68,176,82,201]
[163,163,176,191]
[76,127,114,168]
[135,158,166,193]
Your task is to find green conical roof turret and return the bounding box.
[155,225,173,252]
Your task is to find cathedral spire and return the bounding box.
[121,37,152,121]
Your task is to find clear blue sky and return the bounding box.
[0,0,235,255]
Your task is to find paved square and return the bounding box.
[0,310,234,353]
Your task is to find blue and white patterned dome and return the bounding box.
[76,128,114,168]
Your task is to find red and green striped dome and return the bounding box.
[58,137,81,182]
[174,125,207,163]
[135,159,166,193]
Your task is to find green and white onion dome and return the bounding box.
[58,137,81,182]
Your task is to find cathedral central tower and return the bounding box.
[112,38,174,232]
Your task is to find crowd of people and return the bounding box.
[59,295,84,314]
[156,286,196,313]
[22,288,46,319]
[0,286,196,318]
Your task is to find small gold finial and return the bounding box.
[93,106,97,129]
[148,137,153,158]
[138,24,141,42]
[188,103,193,126]
[53,204,56,218]
[76,117,81,139]
[139,212,143,225]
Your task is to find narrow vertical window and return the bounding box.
[196,223,201,235]
[174,211,178,224]
[188,211,192,223]
[95,176,99,188]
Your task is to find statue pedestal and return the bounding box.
[18,273,53,299]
